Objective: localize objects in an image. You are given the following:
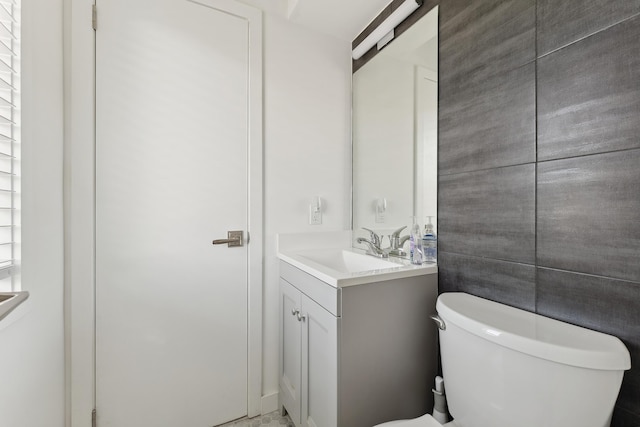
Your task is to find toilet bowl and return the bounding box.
[375,293,631,427]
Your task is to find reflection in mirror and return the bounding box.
[352,6,438,259]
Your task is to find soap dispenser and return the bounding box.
[409,216,423,265]
[422,216,437,263]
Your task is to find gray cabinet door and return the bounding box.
[280,279,302,425]
[301,294,338,427]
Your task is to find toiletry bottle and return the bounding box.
[423,216,437,263]
[409,216,423,265]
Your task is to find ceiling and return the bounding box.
[236,0,392,42]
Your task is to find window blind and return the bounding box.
[0,0,19,284]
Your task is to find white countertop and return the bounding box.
[277,231,437,288]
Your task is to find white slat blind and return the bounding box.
[0,0,19,288]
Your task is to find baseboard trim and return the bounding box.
[261,391,279,414]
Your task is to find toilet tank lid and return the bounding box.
[436,293,631,371]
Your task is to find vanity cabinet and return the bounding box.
[280,278,338,427]
[279,260,438,427]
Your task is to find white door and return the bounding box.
[95,0,255,425]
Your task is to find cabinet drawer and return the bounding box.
[280,261,341,317]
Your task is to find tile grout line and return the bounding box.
[537,10,640,60]
[438,160,536,178]
[537,145,640,165]
[440,145,640,180]
[534,0,539,314]
[440,249,640,288]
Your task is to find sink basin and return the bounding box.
[297,249,399,274]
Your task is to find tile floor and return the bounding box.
[217,410,293,427]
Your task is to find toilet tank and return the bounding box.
[436,293,630,427]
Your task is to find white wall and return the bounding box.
[262,13,352,399]
[0,0,66,426]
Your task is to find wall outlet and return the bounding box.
[309,205,322,225]
[375,198,386,223]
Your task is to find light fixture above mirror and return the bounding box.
[351,0,422,60]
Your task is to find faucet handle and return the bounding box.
[390,225,407,238]
[362,227,381,247]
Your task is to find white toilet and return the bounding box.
[377,292,631,427]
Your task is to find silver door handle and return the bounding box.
[212,230,243,247]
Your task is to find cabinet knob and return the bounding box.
[297,312,306,322]
[291,309,299,316]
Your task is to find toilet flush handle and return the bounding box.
[430,314,446,330]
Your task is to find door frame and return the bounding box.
[63,0,264,425]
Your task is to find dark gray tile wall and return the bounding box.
[438,252,536,311]
[437,1,640,425]
[439,0,535,92]
[537,0,640,55]
[612,407,640,427]
[538,15,640,161]
[439,63,536,174]
[439,164,535,263]
[537,150,640,282]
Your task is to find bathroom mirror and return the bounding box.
[352,6,438,257]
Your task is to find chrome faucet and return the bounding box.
[362,227,383,249]
[356,237,388,258]
[357,228,388,258]
[388,226,410,257]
